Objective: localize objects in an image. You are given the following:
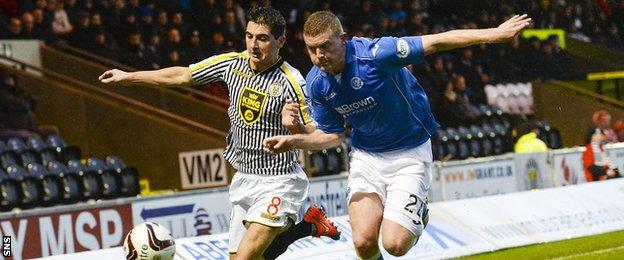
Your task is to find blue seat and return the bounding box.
[6,165,42,209]
[47,135,81,163]
[106,156,140,197]
[28,163,63,206]
[87,157,121,199]
[0,142,19,170]
[0,168,21,211]
[68,159,102,200]
[7,137,41,167]
[28,136,59,165]
[47,161,83,203]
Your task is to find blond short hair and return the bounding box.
[303,11,343,37]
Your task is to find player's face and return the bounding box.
[304,29,347,76]
[245,21,285,69]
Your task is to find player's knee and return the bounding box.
[382,239,411,256]
[352,234,379,255]
[382,232,419,256]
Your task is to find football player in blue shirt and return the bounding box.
[264,11,531,259]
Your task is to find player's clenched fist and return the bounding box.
[282,100,301,129]
[98,69,132,85]
[263,135,295,155]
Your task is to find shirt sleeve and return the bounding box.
[306,80,345,134]
[370,36,425,70]
[188,52,243,85]
[281,64,315,126]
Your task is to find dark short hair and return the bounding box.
[246,7,286,38]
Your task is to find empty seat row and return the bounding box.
[433,122,512,161]
[0,135,81,169]
[484,82,534,116]
[0,156,140,211]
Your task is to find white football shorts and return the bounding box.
[228,166,309,253]
[347,139,432,237]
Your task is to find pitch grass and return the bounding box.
[461,230,624,260]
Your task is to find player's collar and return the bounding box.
[345,40,356,64]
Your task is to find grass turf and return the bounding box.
[461,230,624,260]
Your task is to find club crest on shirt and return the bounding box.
[238,87,267,125]
[396,39,409,58]
[268,82,283,97]
[351,77,363,90]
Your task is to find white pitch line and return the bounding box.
[549,245,624,260]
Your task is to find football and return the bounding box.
[123,222,176,260]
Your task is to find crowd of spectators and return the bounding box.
[1,0,623,128]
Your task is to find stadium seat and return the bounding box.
[469,125,485,158]
[106,156,140,197]
[87,157,121,199]
[324,149,341,175]
[47,161,83,203]
[446,127,469,160]
[0,142,19,170]
[455,127,471,160]
[492,122,509,155]
[308,151,327,176]
[438,128,458,160]
[6,165,42,209]
[68,159,103,200]
[0,167,21,211]
[27,136,59,166]
[27,163,62,206]
[7,137,41,167]
[47,135,81,163]
[479,123,495,157]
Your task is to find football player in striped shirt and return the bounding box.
[99,7,339,260]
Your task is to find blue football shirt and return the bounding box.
[305,36,439,152]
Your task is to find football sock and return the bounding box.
[262,220,313,259]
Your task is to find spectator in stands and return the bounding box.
[6,17,22,39]
[587,110,618,143]
[89,28,119,60]
[21,11,43,39]
[222,10,244,48]
[206,31,226,56]
[439,75,479,127]
[120,30,149,69]
[514,122,548,154]
[153,9,168,38]
[614,119,624,142]
[64,0,80,26]
[186,30,205,64]
[171,11,189,38]
[69,11,93,50]
[47,0,73,39]
[138,7,156,37]
[145,33,162,69]
[426,56,450,95]
[583,129,621,182]
[0,73,59,139]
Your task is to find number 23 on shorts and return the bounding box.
[404,194,428,226]
[267,196,282,215]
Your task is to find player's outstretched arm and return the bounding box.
[421,14,532,55]
[263,129,344,155]
[98,67,195,87]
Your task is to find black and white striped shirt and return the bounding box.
[189,51,313,175]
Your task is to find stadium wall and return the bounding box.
[40,45,232,134]
[534,80,624,145]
